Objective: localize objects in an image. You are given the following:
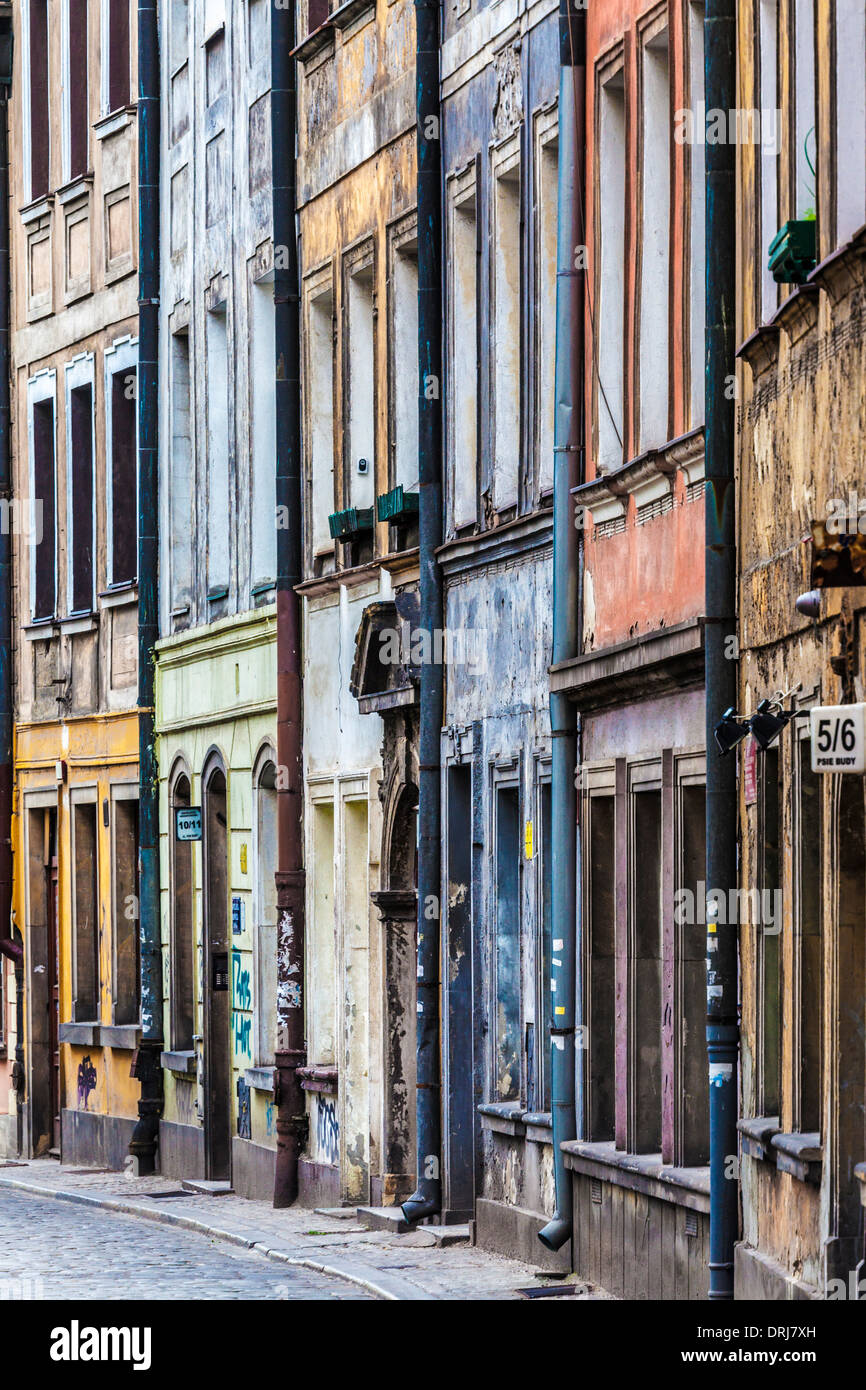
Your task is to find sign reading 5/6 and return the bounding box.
[810,704,866,773]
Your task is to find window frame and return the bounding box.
[27,367,58,624]
[103,334,138,590]
[169,759,196,1053]
[64,352,97,617]
[251,744,278,1067]
[70,785,100,1023]
[110,781,140,1027]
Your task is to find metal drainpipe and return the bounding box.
[538,0,585,1254]
[401,0,444,1225]
[0,14,18,973]
[271,2,307,1209]
[704,0,739,1300]
[129,0,164,1174]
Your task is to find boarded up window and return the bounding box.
[495,785,521,1101]
[108,0,130,112]
[113,797,139,1025]
[69,384,94,614]
[797,739,822,1133]
[679,783,708,1165]
[759,746,781,1115]
[30,0,50,198]
[110,368,137,584]
[68,0,89,178]
[171,775,195,1051]
[633,789,662,1153]
[73,803,99,1020]
[32,397,56,621]
[588,794,615,1141]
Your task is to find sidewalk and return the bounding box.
[0,1159,611,1301]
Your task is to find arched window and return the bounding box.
[170,767,195,1052]
[254,754,278,1064]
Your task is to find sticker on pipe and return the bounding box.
[810,703,866,773]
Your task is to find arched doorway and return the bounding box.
[203,761,230,1181]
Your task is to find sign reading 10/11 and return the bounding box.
[810,704,866,774]
[175,807,203,841]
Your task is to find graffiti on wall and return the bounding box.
[77,1056,97,1110]
[316,1096,339,1166]
[232,949,253,1062]
[237,1077,251,1140]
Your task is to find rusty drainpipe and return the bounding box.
[537,0,585,1254]
[0,8,16,975]
[272,0,307,1208]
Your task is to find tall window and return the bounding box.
[793,0,816,221]
[169,331,192,616]
[494,785,521,1101]
[28,0,50,200]
[759,0,779,323]
[492,161,521,512]
[346,263,375,513]
[632,786,662,1152]
[206,308,229,595]
[759,745,781,1115]
[170,772,195,1051]
[64,0,89,181]
[796,737,822,1134]
[72,800,99,1020]
[105,339,138,588]
[66,360,95,615]
[29,375,57,622]
[688,3,705,426]
[250,278,277,592]
[597,69,626,472]
[587,793,616,1140]
[835,0,866,244]
[308,282,335,562]
[254,758,278,1063]
[639,25,671,451]
[105,0,130,114]
[392,241,418,495]
[450,180,478,527]
[536,131,558,497]
[309,801,336,1064]
[113,792,139,1026]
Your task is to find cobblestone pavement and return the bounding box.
[0,1189,374,1300]
[0,1160,613,1300]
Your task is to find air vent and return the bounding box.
[590,1178,603,1205]
[685,1209,698,1237]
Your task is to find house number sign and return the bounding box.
[175,807,203,840]
[810,704,866,774]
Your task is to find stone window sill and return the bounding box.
[771,1131,822,1185]
[478,1102,525,1137]
[161,1049,196,1076]
[59,1022,100,1046]
[561,1139,710,1213]
[244,1066,275,1094]
[101,1024,140,1050]
[737,1114,780,1161]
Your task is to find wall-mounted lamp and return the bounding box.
[714,707,751,756]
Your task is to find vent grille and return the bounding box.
[685,1209,698,1237]
[590,1178,603,1205]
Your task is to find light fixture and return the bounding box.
[714,707,751,756]
[795,589,821,620]
[748,698,793,751]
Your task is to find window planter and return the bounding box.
[376,485,419,524]
[768,219,816,285]
[328,506,374,541]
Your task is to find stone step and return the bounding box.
[181,1179,234,1196]
[356,1205,412,1234]
[426,1224,471,1247]
[314,1206,360,1220]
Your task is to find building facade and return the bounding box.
[294,0,420,1209]
[9,0,142,1167]
[552,0,711,1296]
[154,0,280,1198]
[734,0,866,1300]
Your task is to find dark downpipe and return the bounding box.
[130,0,163,1173]
[538,0,585,1254]
[402,0,444,1225]
[0,15,18,976]
[272,1,306,1209]
[704,0,739,1300]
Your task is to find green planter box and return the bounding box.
[376,485,420,524]
[328,506,374,541]
[768,219,816,285]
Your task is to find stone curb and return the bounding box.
[0,1175,436,1301]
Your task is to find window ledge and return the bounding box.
[101,1024,140,1050]
[244,1066,275,1094]
[98,585,138,611]
[297,1064,337,1095]
[161,1049,197,1076]
[523,1111,553,1144]
[770,1131,822,1185]
[56,174,94,207]
[561,1139,710,1213]
[737,1115,780,1161]
[20,193,54,226]
[478,1102,525,1137]
[94,106,136,142]
[330,0,374,29]
[59,1022,100,1046]
[59,612,98,635]
[23,619,58,641]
